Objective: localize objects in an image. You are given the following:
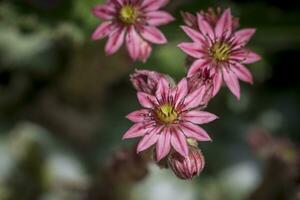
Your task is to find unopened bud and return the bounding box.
[168,146,205,180]
[187,68,214,105]
[130,70,165,94]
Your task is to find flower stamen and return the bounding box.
[210,42,231,62]
[119,5,138,24]
[156,104,178,124]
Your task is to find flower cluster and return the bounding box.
[91,4,261,179]
[179,8,261,99]
[91,0,174,62]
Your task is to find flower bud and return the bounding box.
[180,11,198,29]
[199,7,240,30]
[187,68,214,105]
[130,70,165,94]
[168,146,205,180]
[181,8,239,30]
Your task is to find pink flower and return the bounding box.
[168,145,205,179]
[91,0,174,62]
[123,77,217,161]
[178,8,261,99]
[181,7,239,31]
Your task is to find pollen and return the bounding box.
[156,104,178,124]
[210,42,231,62]
[119,5,138,24]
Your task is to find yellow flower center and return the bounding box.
[156,104,178,124]
[210,42,231,62]
[119,5,138,24]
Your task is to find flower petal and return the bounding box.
[140,26,167,44]
[174,78,188,106]
[234,28,256,45]
[187,59,209,77]
[137,127,161,153]
[105,27,126,55]
[126,109,149,122]
[156,127,171,161]
[183,86,206,109]
[230,49,261,64]
[215,8,232,39]
[110,0,124,6]
[122,123,150,139]
[156,77,170,101]
[197,13,214,40]
[141,0,169,11]
[146,11,174,26]
[178,42,205,59]
[92,4,116,20]
[222,67,241,99]
[126,26,140,61]
[231,62,253,84]
[91,21,115,40]
[138,40,152,62]
[137,92,157,108]
[171,128,189,157]
[181,11,197,27]
[243,50,261,64]
[181,26,206,42]
[212,69,223,96]
[182,111,218,124]
[180,122,212,141]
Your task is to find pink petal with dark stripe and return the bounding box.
[171,128,189,157]
[105,27,126,55]
[180,122,212,141]
[138,40,152,62]
[122,123,150,139]
[141,0,169,11]
[222,67,241,99]
[137,92,157,108]
[156,127,171,161]
[92,4,116,20]
[215,8,232,39]
[182,111,218,124]
[230,49,261,64]
[183,86,206,109]
[173,78,188,106]
[140,26,167,44]
[243,50,261,64]
[234,28,256,45]
[137,127,161,153]
[197,14,215,41]
[181,26,206,42]
[146,11,174,26]
[231,62,253,84]
[178,42,205,59]
[156,77,170,101]
[213,69,223,96]
[126,109,149,123]
[92,21,115,40]
[126,26,140,60]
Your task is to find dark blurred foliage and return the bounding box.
[0,0,300,200]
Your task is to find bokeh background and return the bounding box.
[0,0,299,200]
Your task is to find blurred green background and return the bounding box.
[0,0,299,200]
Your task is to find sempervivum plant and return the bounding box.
[91,0,174,62]
[123,75,217,161]
[179,8,261,99]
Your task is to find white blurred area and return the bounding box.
[132,164,197,200]
[132,161,260,200]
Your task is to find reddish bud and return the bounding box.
[168,146,205,180]
[130,70,165,95]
